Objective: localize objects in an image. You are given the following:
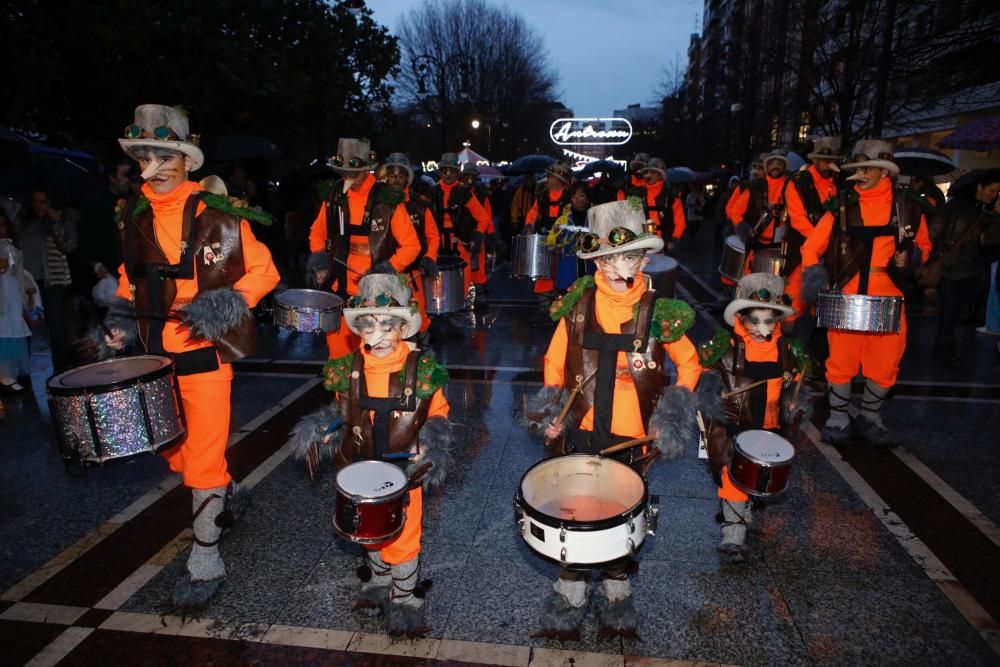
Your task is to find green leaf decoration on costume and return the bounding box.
[116,195,150,226]
[413,353,449,399]
[902,187,935,217]
[376,185,406,206]
[322,352,355,393]
[546,206,573,248]
[626,195,644,212]
[650,298,695,343]
[698,328,732,367]
[787,336,811,374]
[202,193,274,226]
[823,189,859,213]
[549,275,595,321]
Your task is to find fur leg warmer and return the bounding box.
[648,385,698,460]
[354,551,392,616]
[409,416,454,490]
[821,382,852,444]
[173,487,227,613]
[385,557,430,638]
[595,577,638,641]
[801,264,830,305]
[215,480,251,530]
[287,402,343,475]
[533,578,586,641]
[853,379,893,447]
[522,385,564,435]
[179,287,249,343]
[719,499,752,565]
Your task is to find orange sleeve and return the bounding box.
[115,262,133,300]
[427,387,450,419]
[784,181,816,238]
[672,197,686,239]
[728,188,749,226]
[914,214,932,263]
[483,197,493,223]
[543,318,568,387]
[423,208,440,262]
[465,194,491,232]
[308,201,328,253]
[665,335,701,391]
[233,219,281,307]
[388,204,421,272]
[800,210,835,267]
[525,201,541,225]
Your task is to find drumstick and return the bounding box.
[721,379,768,399]
[790,369,806,407]
[332,256,364,276]
[599,434,655,456]
[383,452,415,460]
[407,461,433,488]
[551,369,597,430]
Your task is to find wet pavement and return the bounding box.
[1,224,999,666]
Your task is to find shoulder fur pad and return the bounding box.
[698,328,731,367]
[323,353,355,393]
[202,192,274,226]
[414,353,449,398]
[650,298,695,343]
[115,195,150,225]
[549,275,595,321]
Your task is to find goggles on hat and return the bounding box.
[347,292,403,309]
[745,288,792,306]
[331,155,369,169]
[124,124,180,141]
[576,227,639,253]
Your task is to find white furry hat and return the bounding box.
[641,157,667,180]
[724,272,796,326]
[807,136,844,163]
[383,153,414,186]
[842,139,898,176]
[577,199,664,260]
[119,104,204,171]
[762,149,789,170]
[342,273,421,338]
[330,138,377,175]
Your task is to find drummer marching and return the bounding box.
[524,198,701,641]
[288,273,454,638]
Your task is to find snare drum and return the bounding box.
[751,247,783,275]
[729,430,795,497]
[274,289,343,333]
[424,256,467,314]
[719,235,746,282]
[644,253,677,298]
[513,234,557,279]
[47,355,185,465]
[816,290,903,333]
[334,461,410,545]
[514,455,657,568]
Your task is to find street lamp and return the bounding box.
[470,118,492,156]
[412,52,474,153]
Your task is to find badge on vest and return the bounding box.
[631,353,646,371]
[201,242,225,266]
[371,217,385,232]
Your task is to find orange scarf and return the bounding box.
[361,342,411,398]
[766,175,786,204]
[594,271,646,334]
[733,317,780,362]
[856,175,893,226]
[142,180,202,264]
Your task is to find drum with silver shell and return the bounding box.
[423,255,467,314]
[644,253,677,298]
[334,460,410,546]
[728,430,795,497]
[719,235,746,282]
[273,288,343,333]
[514,454,657,569]
[751,247,783,275]
[47,355,185,465]
[816,290,903,333]
[512,234,557,279]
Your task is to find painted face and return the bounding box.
[385,167,409,191]
[814,158,838,179]
[765,159,786,179]
[595,250,649,292]
[643,170,663,186]
[136,150,191,194]
[738,308,780,342]
[355,314,406,358]
[440,167,459,185]
[750,164,764,179]
[849,166,888,190]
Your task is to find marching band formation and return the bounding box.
[45,104,934,641]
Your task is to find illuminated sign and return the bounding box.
[549,118,633,146]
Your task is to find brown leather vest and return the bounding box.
[431,183,474,246]
[563,288,668,445]
[742,177,789,251]
[824,186,922,294]
[404,198,430,272]
[335,350,432,470]
[120,192,257,364]
[325,181,397,295]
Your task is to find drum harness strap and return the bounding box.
[433,184,470,254]
[745,179,788,252]
[835,189,915,295]
[327,184,394,298]
[730,337,790,432]
[351,352,420,462]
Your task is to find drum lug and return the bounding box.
[513,500,524,529]
[560,547,567,562]
[626,538,635,556]
[559,525,567,543]
[627,518,635,534]
[647,506,659,536]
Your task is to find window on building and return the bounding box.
[770,114,780,143]
[798,112,811,142]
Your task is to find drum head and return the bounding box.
[734,430,795,464]
[50,355,172,389]
[520,455,644,523]
[644,253,677,273]
[275,289,343,310]
[725,235,745,251]
[336,461,408,499]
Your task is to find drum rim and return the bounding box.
[732,430,795,466]
[514,454,649,531]
[335,460,411,503]
[817,290,904,304]
[61,428,187,465]
[434,256,468,270]
[47,355,175,396]
[274,288,344,311]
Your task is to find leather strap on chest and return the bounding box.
[351,352,419,461]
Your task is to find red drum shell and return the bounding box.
[729,431,794,497]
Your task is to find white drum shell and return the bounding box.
[516,505,648,565]
[816,290,903,333]
[719,235,747,282]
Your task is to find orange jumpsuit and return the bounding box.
[435,181,490,297]
[115,181,280,490]
[345,344,449,564]
[309,174,421,358]
[470,194,493,286]
[727,175,789,276]
[800,177,931,388]
[526,188,567,295]
[543,273,701,439]
[784,166,837,323]
[403,192,440,334]
[616,181,687,243]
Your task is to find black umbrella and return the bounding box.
[0,144,102,203]
[577,160,625,177]
[507,154,554,174]
[204,135,281,162]
[894,147,957,180]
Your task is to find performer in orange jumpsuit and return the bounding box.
[727,150,791,278]
[617,157,686,253]
[801,139,931,446]
[783,138,841,332]
[461,164,494,294]
[105,105,280,611]
[524,162,573,296]
[307,139,421,358]
[524,199,701,641]
[288,273,452,638]
[383,153,439,341]
[618,152,650,197]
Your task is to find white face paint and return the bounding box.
[595,251,649,292]
[738,307,780,342]
[356,314,406,358]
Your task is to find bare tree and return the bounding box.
[394,0,559,159]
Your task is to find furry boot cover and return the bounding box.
[595,577,638,641]
[522,385,563,435]
[354,550,392,616]
[409,416,453,490]
[719,499,752,564]
[801,264,830,305]
[853,379,893,447]
[173,487,227,612]
[385,557,429,638]
[648,385,698,460]
[533,577,587,642]
[821,382,852,445]
[287,403,343,476]
[215,480,251,530]
[179,287,249,343]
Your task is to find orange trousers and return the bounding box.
[718,465,749,502]
[825,312,907,388]
[369,487,423,564]
[409,270,431,333]
[783,265,804,325]
[161,367,233,490]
